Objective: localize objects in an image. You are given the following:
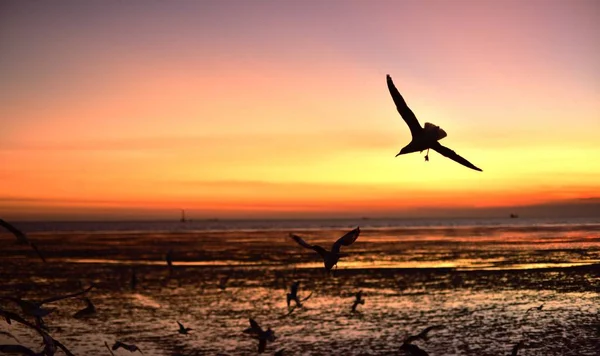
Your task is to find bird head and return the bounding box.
[395,147,409,157]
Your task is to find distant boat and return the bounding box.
[509,213,519,219]
[180,209,186,223]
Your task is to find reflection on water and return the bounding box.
[0,223,599,355]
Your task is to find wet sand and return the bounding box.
[1,225,599,355]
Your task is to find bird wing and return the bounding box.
[249,318,263,333]
[301,291,313,302]
[331,227,360,254]
[511,341,523,356]
[29,242,46,263]
[104,342,116,356]
[258,338,267,353]
[289,234,318,251]
[418,325,445,340]
[0,219,29,244]
[177,321,184,330]
[386,75,423,138]
[431,142,482,172]
[39,284,94,305]
[290,282,299,295]
[286,293,292,307]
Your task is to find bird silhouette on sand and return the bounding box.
[386,74,482,172]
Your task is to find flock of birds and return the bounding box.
[1,76,492,354]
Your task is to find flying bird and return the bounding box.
[243,318,276,354]
[177,321,192,335]
[525,303,544,313]
[73,298,96,319]
[286,282,312,308]
[351,290,365,312]
[0,218,46,262]
[112,341,143,354]
[289,227,360,272]
[386,74,482,172]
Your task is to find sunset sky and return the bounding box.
[1,0,599,220]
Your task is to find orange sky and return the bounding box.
[1,0,599,220]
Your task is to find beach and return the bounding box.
[1,218,599,355]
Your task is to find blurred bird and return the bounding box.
[525,303,544,313]
[0,218,46,262]
[130,268,138,291]
[386,74,482,172]
[289,227,360,272]
[2,284,94,327]
[177,321,192,335]
[351,290,365,313]
[0,344,38,355]
[112,341,143,354]
[243,318,276,354]
[104,341,116,356]
[286,282,312,308]
[274,349,286,356]
[73,298,96,319]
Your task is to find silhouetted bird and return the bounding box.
[351,290,365,312]
[3,284,94,327]
[526,303,544,313]
[219,274,230,291]
[166,249,173,271]
[289,227,360,272]
[73,297,96,319]
[511,341,523,356]
[112,341,143,354]
[243,318,276,353]
[0,218,46,262]
[400,343,429,356]
[386,75,482,172]
[286,281,312,308]
[177,321,192,335]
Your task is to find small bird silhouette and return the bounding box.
[289,227,360,272]
[112,341,143,354]
[400,343,429,356]
[243,318,276,353]
[351,290,365,312]
[177,321,192,335]
[525,303,544,313]
[386,75,482,172]
[286,281,312,308]
[511,341,524,356]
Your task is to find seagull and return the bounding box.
[351,290,365,312]
[112,341,143,354]
[289,227,360,272]
[386,74,482,172]
[403,325,445,344]
[177,321,192,335]
[73,298,96,319]
[525,303,544,313]
[286,282,312,308]
[243,318,276,354]
[0,218,46,262]
[2,284,94,326]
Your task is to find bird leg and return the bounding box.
[424,148,429,162]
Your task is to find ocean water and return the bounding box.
[1,217,599,355]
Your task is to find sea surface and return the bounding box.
[1,217,599,355]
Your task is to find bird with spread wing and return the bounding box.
[386,74,482,172]
[289,227,360,272]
